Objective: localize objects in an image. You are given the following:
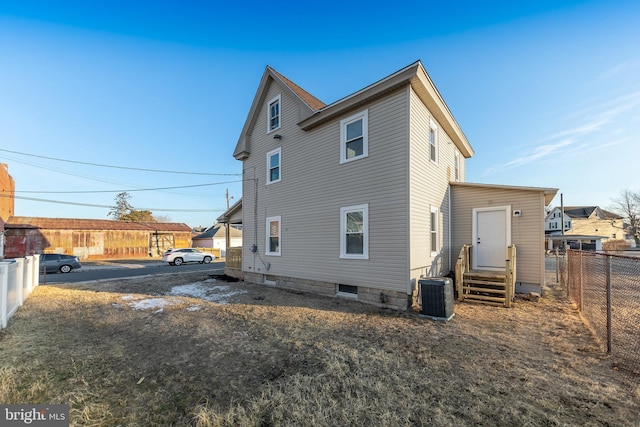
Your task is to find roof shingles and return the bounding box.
[269,67,326,111]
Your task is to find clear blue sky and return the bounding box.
[1,0,639,227]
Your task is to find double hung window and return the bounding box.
[429,118,438,163]
[267,147,281,184]
[340,204,369,259]
[267,95,281,133]
[266,216,281,256]
[430,206,439,255]
[454,150,460,181]
[340,110,368,163]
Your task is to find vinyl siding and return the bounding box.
[241,80,410,293]
[408,86,464,283]
[450,185,546,286]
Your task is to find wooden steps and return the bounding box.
[460,270,509,305]
[455,245,517,308]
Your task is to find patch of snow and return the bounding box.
[167,282,247,304]
[124,296,181,311]
[117,281,245,310]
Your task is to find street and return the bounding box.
[39,259,226,284]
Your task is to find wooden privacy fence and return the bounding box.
[193,247,222,259]
[1,255,40,329]
[226,247,242,269]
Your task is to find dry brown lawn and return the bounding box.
[1,270,639,426]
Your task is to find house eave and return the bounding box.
[451,182,559,205]
[217,198,243,224]
[233,150,250,161]
[298,61,474,158]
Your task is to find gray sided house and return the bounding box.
[228,61,557,310]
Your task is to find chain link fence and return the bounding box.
[563,250,640,376]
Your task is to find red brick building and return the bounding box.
[0,163,15,227]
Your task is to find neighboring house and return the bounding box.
[545,208,571,234]
[546,206,626,240]
[224,61,557,310]
[3,216,193,259]
[192,223,242,256]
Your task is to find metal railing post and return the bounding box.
[605,255,612,354]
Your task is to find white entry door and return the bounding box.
[473,206,510,270]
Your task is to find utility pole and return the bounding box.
[224,188,234,260]
[226,188,234,210]
[561,193,565,236]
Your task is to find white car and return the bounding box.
[162,248,215,266]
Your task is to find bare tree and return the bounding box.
[610,189,640,243]
[108,192,134,220]
[108,192,157,222]
[153,215,172,223]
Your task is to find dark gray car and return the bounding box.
[40,253,82,273]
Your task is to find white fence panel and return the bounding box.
[0,255,40,329]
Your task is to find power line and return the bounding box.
[9,194,225,212]
[6,180,242,194]
[0,148,241,176]
[0,154,241,197]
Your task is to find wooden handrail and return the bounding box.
[455,244,471,301]
[457,244,516,308]
[504,245,517,307]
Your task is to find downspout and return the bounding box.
[225,223,230,259]
[448,185,452,271]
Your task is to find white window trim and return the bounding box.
[454,150,460,182]
[267,94,281,134]
[265,215,281,256]
[266,147,281,185]
[429,118,438,164]
[340,204,369,259]
[430,206,439,256]
[339,110,369,164]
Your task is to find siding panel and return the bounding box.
[451,184,546,286]
[241,81,410,293]
[408,87,464,283]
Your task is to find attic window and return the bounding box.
[267,94,281,133]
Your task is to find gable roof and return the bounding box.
[233,67,326,160]
[562,206,622,220]
[216,198,242,224]
[5,216,193,232]
[192,224,242,240]
[234,61,474,161]
[270,68,326,111]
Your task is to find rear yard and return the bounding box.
[1,270,638,426]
